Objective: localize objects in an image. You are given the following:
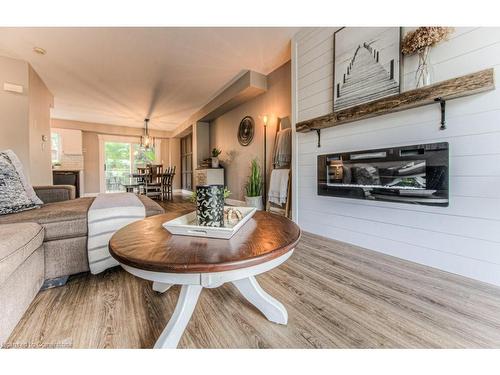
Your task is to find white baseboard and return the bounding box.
[225,198,247,207]
[82,192,99,197]
[174,189,193,196]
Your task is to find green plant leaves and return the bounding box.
[245,158,262,197]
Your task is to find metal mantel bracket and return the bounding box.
[314,128,321,148]
[313,98,446,145]
[434,97,447,130]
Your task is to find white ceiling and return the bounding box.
[0,27,298,131]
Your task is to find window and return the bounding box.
[104,141,132,192]
[133,143,156,170]
[51,132,61,163]
[100,136,160,193]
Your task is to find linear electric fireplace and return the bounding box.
[317,142,449,206]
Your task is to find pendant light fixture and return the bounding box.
[141,118,155,150]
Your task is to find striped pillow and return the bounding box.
[0,150,43,215]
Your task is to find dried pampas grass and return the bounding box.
[402,27,454,55]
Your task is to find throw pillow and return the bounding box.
[0,149,43,215]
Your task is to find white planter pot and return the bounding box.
[211,157,219,168]
[245,195,263,211]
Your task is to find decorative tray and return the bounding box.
[162,206,257,239]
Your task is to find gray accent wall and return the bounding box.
[209,61,291,201]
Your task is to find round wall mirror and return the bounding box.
[238,116,255,146]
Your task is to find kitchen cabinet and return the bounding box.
[52,128,82,155]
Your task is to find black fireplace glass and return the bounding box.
[317,142,449,206]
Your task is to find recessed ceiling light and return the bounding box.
[33,47,46,55]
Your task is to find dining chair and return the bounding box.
[144,164,163,200]
[134,167,148,195]
[161,166,176,200]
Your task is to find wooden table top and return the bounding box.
[109,210,301,273]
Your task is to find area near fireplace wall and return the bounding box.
[291,27,500,286]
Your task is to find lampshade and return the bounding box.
[262,115,269,126]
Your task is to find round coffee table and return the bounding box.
[109,210,301,348]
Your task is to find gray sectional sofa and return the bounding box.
[0,185,164,345]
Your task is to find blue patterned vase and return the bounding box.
[196,185,224,227]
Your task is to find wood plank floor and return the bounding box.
[6,196,500,348]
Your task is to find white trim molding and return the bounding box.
[291,33,299,224]
[82,192,99,197]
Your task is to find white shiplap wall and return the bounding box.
[292,27,500,286]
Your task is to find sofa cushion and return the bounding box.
[0,195,163,243]
[0,222,44,286]
[44,236,89,279]
[34,185,76,204]
[0,246,44,346]
[0,198,93,241]
[0,150,43,215]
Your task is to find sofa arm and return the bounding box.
[34,185,76,203]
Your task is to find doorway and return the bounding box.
[98,135,159,193]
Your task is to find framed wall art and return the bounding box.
[333,27,402,112]
[238,116,255,146]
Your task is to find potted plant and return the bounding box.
[244,158,263,210]
[211,147,222,168]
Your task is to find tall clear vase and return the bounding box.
[415,46,432,88]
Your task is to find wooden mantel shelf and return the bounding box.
[296,68,495,133]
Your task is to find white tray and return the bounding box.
[162,206,257,239]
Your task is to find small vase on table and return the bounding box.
[196,185,225,227]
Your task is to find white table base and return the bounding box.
[120,250,293,348]
[233,276,287,324]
